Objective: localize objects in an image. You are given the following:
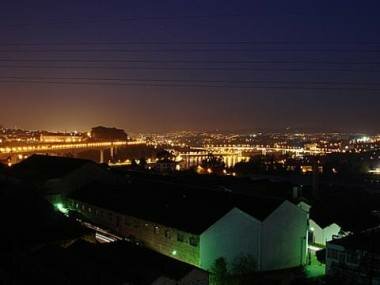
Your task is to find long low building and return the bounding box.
[64,178,309,272]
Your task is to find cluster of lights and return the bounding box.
[369,168,380,175]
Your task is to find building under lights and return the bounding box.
[64,179,309,272]
[40,133,84,143]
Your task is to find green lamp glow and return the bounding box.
[55,203,69,214]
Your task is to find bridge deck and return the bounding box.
[0,141,144,156]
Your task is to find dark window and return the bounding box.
[154,226,160,234]
[165,230,171,239]
[177,233,185,242]
[328,249,339,259]
[346,251,358,264]
[338,253,345,264]
[189,237,198,247]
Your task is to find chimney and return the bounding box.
[312,159,319,200]
[292,186,300,200]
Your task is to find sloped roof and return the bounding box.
[329,228,380,254]
[70,177,285,234]
[10,155,94,185]
[0,179,92,247]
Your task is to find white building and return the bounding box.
[309,219,341,246]
[200,201,309,271]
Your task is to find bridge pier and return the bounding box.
[100,149,104,164]
[110,147,114,160]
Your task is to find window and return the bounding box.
[165,230,171,239]
[346,251,358,264]
[154,226,160,234]
[338,252,346,264]
[189,237,198,247]
[328,249,339,259]
[177,233,185,242]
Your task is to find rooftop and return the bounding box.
[10,155,95,185]
[329,227,380,254]
[70,176,286,234]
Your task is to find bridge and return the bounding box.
[189,145,326,155]
[0,140,145,164]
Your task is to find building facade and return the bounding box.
[66,197,308,272]
[309,219,341,246]
[68,199,200,266]
[326,230,380,285]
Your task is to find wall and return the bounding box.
[118,215,200,267]
[261,201,308,271]
[66,198,200,267]
[200,208,261,271]
[325,243,380,285]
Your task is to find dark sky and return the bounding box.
[0,0,379,133]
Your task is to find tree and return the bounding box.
[156,149,175,161]
[139,158,147,168]
[231,254,257,276]
[201,153,225,174]
[131,159,138,167]
[316,248,326,264]
[231,254,257,284]
[210,257,229,285]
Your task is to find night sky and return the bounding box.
[0,0,379,133]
